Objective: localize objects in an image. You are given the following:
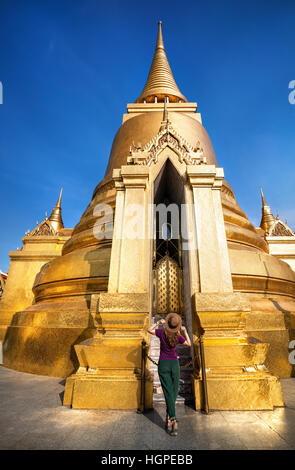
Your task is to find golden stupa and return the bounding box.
[1,22,295,410]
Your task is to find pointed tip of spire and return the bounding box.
[57,187,63,208]
[260,187,266,206]
[135,21,187,103]
[156,20,164,49]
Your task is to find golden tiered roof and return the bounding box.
[136,21,187,103]
[27,188,65,237]
[260,187,294,236]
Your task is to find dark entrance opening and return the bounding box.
[150,158,194,404]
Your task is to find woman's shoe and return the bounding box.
[165,414,172,433]
[170,419,178,436]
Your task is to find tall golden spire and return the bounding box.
[136,21,187,103]
[49,188,64,233]
[260,187,275,234]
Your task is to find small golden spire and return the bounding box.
[259,187,275,234]
[160,98,170,131]
[136,21,187,103]
[163,97,168,121]
[49,188,64,233]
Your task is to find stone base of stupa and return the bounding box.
[63,292,154,410]
[193,370,284,410]
[64,369,153,410]
[191,292,284,410]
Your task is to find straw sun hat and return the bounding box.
[165,313,182,333]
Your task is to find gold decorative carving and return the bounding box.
[269,221,295,237]
[28,220,57,237]
[127,120,206,167]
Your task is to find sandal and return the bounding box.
[165,414,172,433]
[170,418,178,436]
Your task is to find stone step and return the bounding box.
[153,396,186,404]
[153,394,194,404]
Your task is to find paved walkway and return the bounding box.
[0,365,295,450]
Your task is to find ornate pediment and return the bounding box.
[27,219,57,237]
[127,119,206,167]
[268,220,295,237]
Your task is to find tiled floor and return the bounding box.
[0,365,295,450]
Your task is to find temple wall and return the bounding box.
[0,235,70,342]
[267,237,295,272]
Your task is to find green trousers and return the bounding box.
[158,359,180,420]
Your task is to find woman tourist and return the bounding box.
[147,313,191,436]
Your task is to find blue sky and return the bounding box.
[0,0,294,273]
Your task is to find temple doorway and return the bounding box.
[150,158,193,404]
